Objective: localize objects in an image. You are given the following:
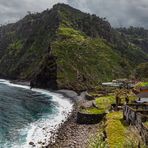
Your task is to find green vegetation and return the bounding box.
[106,112,126,148]
[0,4,147,147]
[0,4,147,89]
[95,95,115,108]
[58,27,86,41]
[87,89,146,148]
[80,95,115,115]
[52,35,128,90]
[105,112,145,148]
[81,108,105,115]
[144,121,148,128]
[7,40,23,56]
[117,27,148,54]
[9,40,23,50]
[80,90,136,115]
[135,62,148,80]
[142,82,148,86]
[82,95,115,114]
[135,81,148,88]
[114,89,137,103]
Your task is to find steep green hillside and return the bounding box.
[52,27,131,90]
[0,8,59,80]
[0,4,147,90]
[117,27,148,54]
[135,62,148,80]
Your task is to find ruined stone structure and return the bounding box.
[123,104,148,145]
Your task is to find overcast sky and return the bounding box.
[0,0,148,28]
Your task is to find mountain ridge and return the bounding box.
[0,3,147,91]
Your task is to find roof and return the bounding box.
[140,86,148,90]
[136,92,148,98]
[116,79,128,82]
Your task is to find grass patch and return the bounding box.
[58,27,86,41]
[135,82,148,87]
[105,112,147,148]
[81,108,105,115]
[144,121,148,128]
[81,95,115,115]
[95,95,115,109]
[106,112,126,148]
[141,82,148,86]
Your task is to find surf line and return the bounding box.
[0,79,73,147]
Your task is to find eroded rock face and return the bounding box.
[31,55,58,90]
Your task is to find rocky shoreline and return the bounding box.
[47,104,101,148]
[9,80,101,148]
[47,90,102,148]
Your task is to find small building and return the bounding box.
[102,79,134,89]
[136,92,148,103]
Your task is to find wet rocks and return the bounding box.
[47,104,101,148]
[29,141,36,147]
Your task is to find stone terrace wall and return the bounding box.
[123,104,148,145]
[77,112,106,124]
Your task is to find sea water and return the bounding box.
[0,79,73,148]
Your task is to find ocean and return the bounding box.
[0,79,73,148]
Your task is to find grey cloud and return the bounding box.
[0,0,68,25]
[0,0,148,28]
[68,0,148,28]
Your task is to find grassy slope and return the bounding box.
[106,112,147,148]
[0,4,147,90]
[52,26,130,90]
[87,109,147,147]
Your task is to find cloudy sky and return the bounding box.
[0,0,148,28]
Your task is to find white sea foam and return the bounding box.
[0,79,73,148]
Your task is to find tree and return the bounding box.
[135,62,148,80]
